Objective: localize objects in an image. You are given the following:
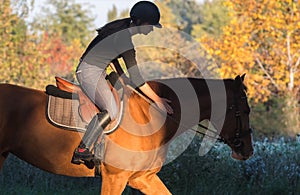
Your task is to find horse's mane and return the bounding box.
[145,77,248,103]
[149,77,244,91]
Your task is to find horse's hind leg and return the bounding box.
[101,174,129,195]
[128,173,171,195]
[0,152,9,170]
[100,164,131,195]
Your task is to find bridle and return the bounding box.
[192,91,253,151]
[124,78,253,151]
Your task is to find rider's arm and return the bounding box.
[111,59,125,77]
[121,49,173,115]
[139,83,173,114]
[121,49,145,87]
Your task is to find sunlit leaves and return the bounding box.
[200,0,300,103]
[191,0,232,38]
[0,0,94,89]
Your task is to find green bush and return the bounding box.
[250,97,285,137]
[0,136,299,195]
[159,136,300,194]
[250,95,300,138]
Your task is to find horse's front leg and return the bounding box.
[128,172,171,195]
[100,163,131,195]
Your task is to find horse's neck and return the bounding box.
[190,78,235,131]
[150,78,234,128]
[125,78,234,138]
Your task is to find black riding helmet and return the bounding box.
[130,1,162,28]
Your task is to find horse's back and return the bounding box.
[0,84,95,176]
[0,84,47,146]
[0,83,45,99]
[1,83,46,102]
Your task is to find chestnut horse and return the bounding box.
[0,75,253,194]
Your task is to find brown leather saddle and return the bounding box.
[48,76,120,124]
[55,76,99,123]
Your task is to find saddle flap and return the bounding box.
[55,76,99,123]
[54,76,121,124]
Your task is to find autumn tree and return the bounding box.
[107,5,129,22]
[1,0,20,83]
[36,32,83,79]
[163,0,202,33]
[31,0,95,46]
[1,0,97,88]
[107,5,118,22]
[192,0,231,38]
[120,0,217,79]
[10,0,34,18]
[0,0,50,88]
[30,0,96,81]
[201,0,300,135]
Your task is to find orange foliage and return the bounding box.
[200,0,300,103]
[39,32,83,77]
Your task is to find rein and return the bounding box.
[125,84,224,142]
[124,80,252,145]
[192,123,224,142]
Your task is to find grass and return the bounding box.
[160,136,300,194]
[0,136,299,195]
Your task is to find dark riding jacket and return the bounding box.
[81,18,145,87]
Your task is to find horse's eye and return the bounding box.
[233,139,242,148]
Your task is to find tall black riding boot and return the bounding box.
[71,110,111,164]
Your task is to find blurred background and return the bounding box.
[0,0,299,194]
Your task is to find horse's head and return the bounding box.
[220,74,253,160]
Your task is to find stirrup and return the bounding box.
[71,148,93,165]
[71,111,110,166]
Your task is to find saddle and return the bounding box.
[47,73,121,124]
[54,76,99,123]
[45,74,123,173]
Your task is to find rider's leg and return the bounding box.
[71,62,118,164]
[80,112,110,149]
[76,62,118,120]
[72,111,111,163]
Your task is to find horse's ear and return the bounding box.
[241,73,246,82]
[234,74,246,83]
[234,75,243,89]
[234,75,241,82]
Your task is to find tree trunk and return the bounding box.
[282,92,300,136]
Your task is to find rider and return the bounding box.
[72,1,173,164]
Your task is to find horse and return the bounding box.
[0,74,253,194]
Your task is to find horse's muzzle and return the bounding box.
[231,150,253,161]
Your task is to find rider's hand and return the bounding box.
[139,83,174,115]
[155,98,173,115]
